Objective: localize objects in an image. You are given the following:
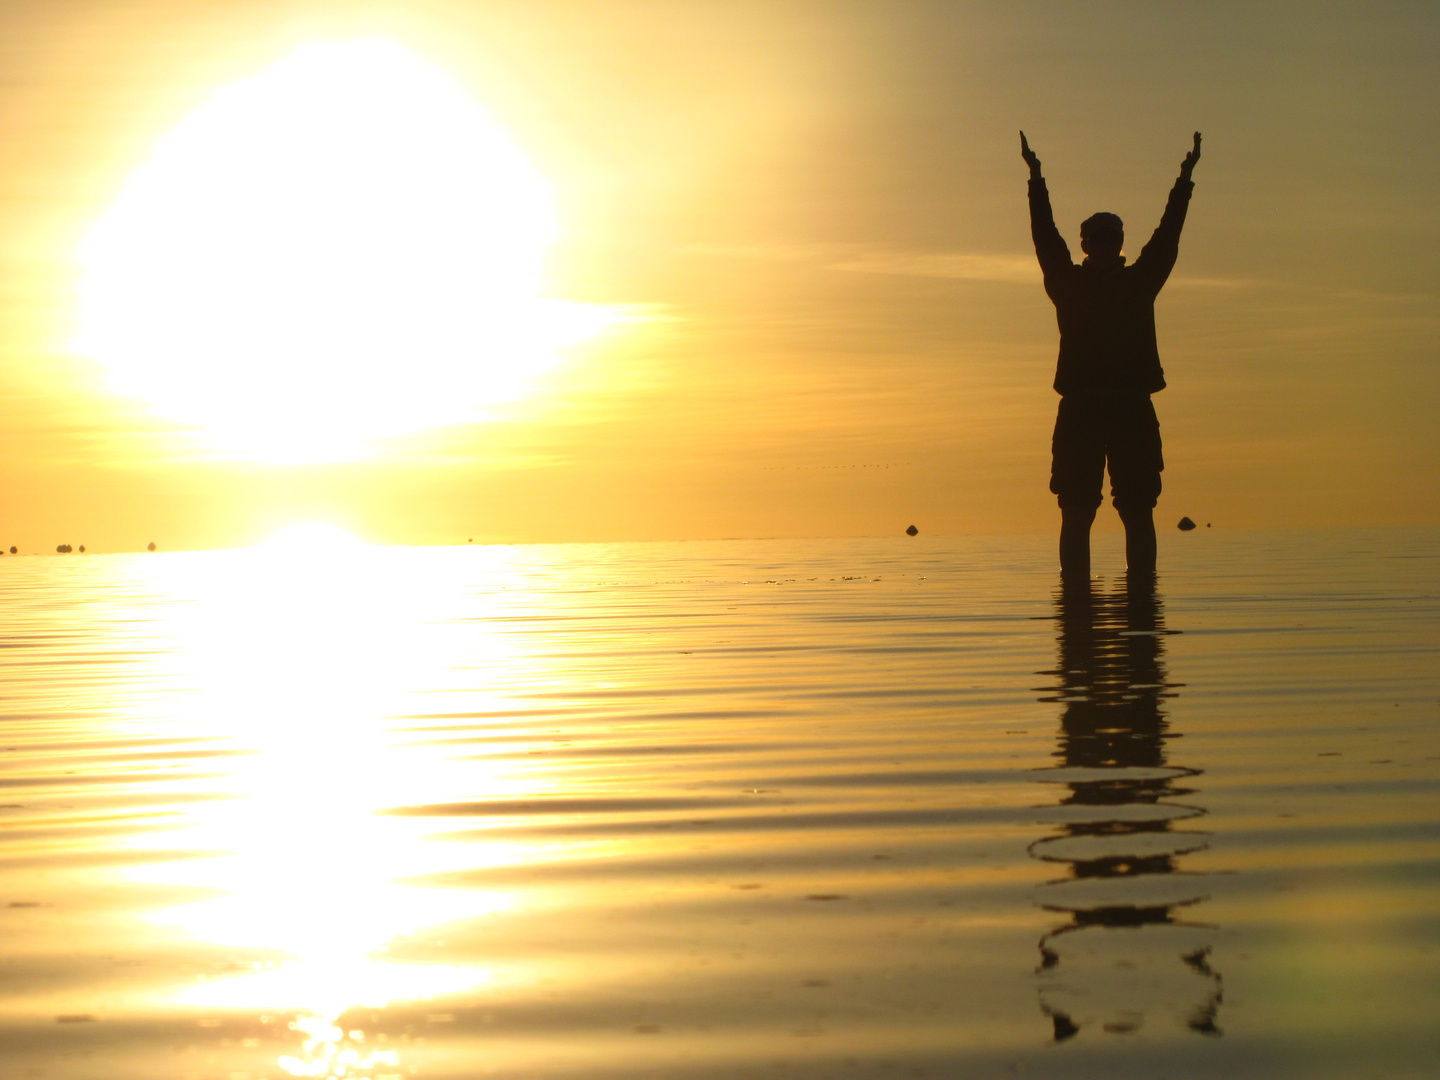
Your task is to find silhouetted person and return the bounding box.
[1021,131,1201,578]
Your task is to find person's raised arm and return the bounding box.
[1134,132,1201,291]
[1022,131,1072,280]
[1020,131,1043,182]
[1179,130,1201,183]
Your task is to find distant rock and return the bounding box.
[78,545,85,553]
[905,525,919,536]
[147,541,157,552]
[1177,517,1197,531]
[56,544,72,553]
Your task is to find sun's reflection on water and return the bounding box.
[278,1016,400,1079]
[112,533,556,1070]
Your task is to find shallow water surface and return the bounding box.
[0,530,1437,1078]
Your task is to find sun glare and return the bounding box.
[260,521,368,553]
[75,39,608,463]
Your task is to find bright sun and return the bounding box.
[75,39,607,464]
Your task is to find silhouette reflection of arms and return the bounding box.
[1021,131,1074,286]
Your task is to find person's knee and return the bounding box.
[1061,506,1097,529]
[1113,496,1157,517]
[1057,490,1103,514]
[1111,481,1160,513]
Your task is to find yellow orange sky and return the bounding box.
[0,0,1436,551]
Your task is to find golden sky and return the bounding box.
[0,0,1435,551]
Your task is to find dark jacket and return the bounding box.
[1029,175,1194,395]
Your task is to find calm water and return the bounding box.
[0,530,1437,1079]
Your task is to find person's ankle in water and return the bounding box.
[1119,505,1157,575]
[1059,505,1095,579]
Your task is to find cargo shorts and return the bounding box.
[1050,392,1163,512]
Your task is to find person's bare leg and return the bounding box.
[1119,505,1157,575]
[1059,506,1096,580]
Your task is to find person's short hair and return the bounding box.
[1080,212,1124,240]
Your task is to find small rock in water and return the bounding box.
[905,524,918,536]
[147,541,157,552]
[1177,517,1197,531]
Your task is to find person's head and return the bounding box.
[1080,212,1124,262]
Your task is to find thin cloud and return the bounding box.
[838,255,1261,289]
[1166,274,1261,290]
[686,243,1260,289]
[829,251,1039,283]
[683,242,833,262]
[687,243,1040,283]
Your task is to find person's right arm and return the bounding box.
[1021,132,1073,282]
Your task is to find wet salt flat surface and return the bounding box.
[0,529,1437,1079]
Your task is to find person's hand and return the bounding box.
[1180,131,1202,180]
[1020,131,1042,179]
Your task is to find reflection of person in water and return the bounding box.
[1021,132,1201,578]
[1030,576,1222,1041]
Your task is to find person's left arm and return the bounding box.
[1133,132,1201,290]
